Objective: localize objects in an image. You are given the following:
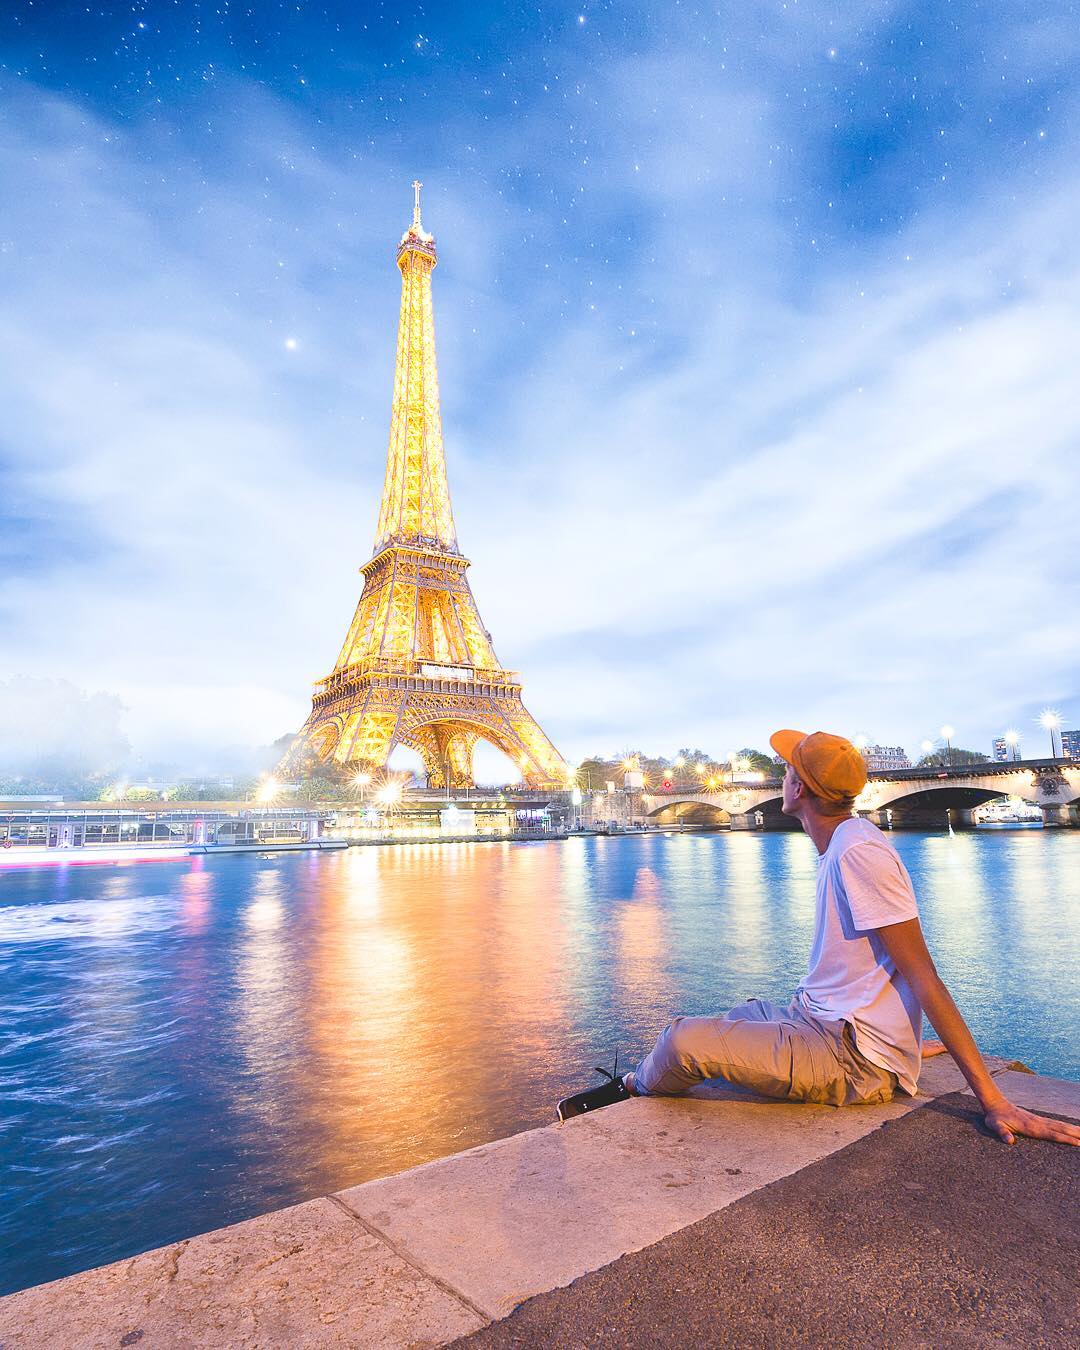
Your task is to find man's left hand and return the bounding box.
[984,1100,1080,1146]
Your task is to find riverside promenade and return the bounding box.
[2,1057,1076,1348]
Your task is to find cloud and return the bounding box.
[1,8,1079,771]
[0,677,129,777]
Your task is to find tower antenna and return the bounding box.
[412,179,423,230]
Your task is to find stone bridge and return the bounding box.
[624,759,1080,831]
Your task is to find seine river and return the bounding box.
[2,828,1078,1295]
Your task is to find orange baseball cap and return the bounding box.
[769,729,868,803]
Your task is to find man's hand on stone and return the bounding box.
[983,1100,1080,1147]
[921,1039,948,1057]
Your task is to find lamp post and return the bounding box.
[1003,730,1020,763]
[375,780,402,836]
[1038,709,1062,760]
[622,757,640,827]
[940,725,955,767]
[353,771,371,803]
[256,775,279,841]
[920,739,935,766]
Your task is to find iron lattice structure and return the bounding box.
[280,185,568,789]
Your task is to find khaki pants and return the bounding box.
[633,998,899,1106]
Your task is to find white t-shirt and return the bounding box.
[797,816,923,1095]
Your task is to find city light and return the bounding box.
[920,740,934,754]
[673,756,685,768]
[940,724,955,765]
[1038,709,1062,758]
[256,776,279,805]
[1004,729,1020,762]
[375,782,402,808]
[854,734,869,750]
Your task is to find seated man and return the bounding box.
[559,729,1079,1148]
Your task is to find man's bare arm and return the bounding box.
[876,918,1080,1147]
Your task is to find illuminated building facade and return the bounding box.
[281,185,567,788]
[863,744,911,772]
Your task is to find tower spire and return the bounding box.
[376,184,455,553]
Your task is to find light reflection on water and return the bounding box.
[0,828,1077,1294]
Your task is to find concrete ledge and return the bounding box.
[961,1069,1080,1121]
[455,1091,1080,1348]
[1,1055,1071,1348]
[0,1197,485,1349]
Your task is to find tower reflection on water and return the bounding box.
[0,830,1078,1296]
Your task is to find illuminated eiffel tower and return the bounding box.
[281,184,568,789]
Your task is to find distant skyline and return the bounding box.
[2,2,1079,779]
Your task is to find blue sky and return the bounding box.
[1,1,1078,776]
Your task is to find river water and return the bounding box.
[2,828,1078,1295]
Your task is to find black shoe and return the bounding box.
[557,1054,631,1122]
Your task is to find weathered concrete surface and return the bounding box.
[962,1068,1079,1119]
[0,1196,485,1349]
[0,1053,1058,1348]
[332,1056,1017,1320]
[456,1091,1080,1349]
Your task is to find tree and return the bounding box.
[916,747,988,768]
[290,776,341,802]
[576,757,617,791]
[737,748,778,776]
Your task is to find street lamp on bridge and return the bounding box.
[1038,709,1062,759]
[940,724,955,766]
[1003,729,1020,762]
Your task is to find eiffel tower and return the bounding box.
[281,184,568,790]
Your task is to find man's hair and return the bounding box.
[805,789,857,817]
[790,768,856,817]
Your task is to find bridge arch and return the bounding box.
[742,793,789,829]
[649,800,731,827]
[643,791,797,830]
[864,785,1028,830]
[864,777,1058,826]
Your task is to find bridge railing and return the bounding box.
[866,757,1071,782]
